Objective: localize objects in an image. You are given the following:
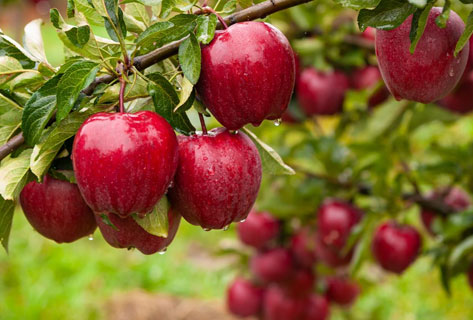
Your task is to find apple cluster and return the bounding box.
[17,21,296,255]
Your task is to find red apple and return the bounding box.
[421,187,470,234]
[72,111,178,218]
[315,237,353,268]
[351,66,390,107]
[227,278,264,317]
[263,285,307,320]
[375,7,469,103]
[325,276,360,306]
[197,21,295,130]
[283,268,315,298]
[251,248,294,283]
[372,221,422,274]
[302,295,330,320]
[290,228,318,268]
[317,199,363,251]
[361,27,376,42]
[438,71,473,114]
[19,174,96,243]
[297,68,349,115]
[169,128,262,230]
[237,210,280,249]
[95,208,181,255]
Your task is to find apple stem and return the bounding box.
[117,62,126,113]
[203,6,229,29]
[199,113,208,135]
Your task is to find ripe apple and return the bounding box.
[325,276,360,306]
[438,71,473,114]
[72,111,178,218]
[372,221,422,274]
[227,278,264,317]
[251,248,294,283]
[302,295,330,320]
[351,66,390,107]
[375,7,469,103]
[297,68,349,115]
[317,199,363,251]
[290,228,318,268]
[282,268,315,298]
[237,210,280,249]
[95,208,181,255]
[315,237,353,267]
[421,187,470,234]
[169,128,262,230]
[361,27,376,42]
[19,174,96,243]
[263,285,307,320]
[197,21,295,130]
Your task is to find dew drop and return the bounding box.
[168,180,175,189]
[159,247,167,255]
[274,118,282,126]
[88,235,94,241]
[449,68,455,77]
[223,225,230,231]
[229,130,239,135]
[240,219,246,223]
[203,228,211,232]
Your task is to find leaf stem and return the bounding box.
[203,6,229,29]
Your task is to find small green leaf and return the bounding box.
[133,196,170,237]
[0,195,15,253]
[136,21,174,47]
[160,0,175,18]
[175,76,194,111]
[125,2,150,26]
[333,0,380,10]
[0,149,33,200]
[178,33,201,85]
[241,127,295,175]
[22,75,62,146]
[56,61,100,122]
[435,0,450,28]
[358,0,416,31]
[23,19,49,64]
[0,56,23,85]
[74,0,104,26]
[222,0,237,13]
[147,72,195,135]
[0,108,22,146]
[123,0,162,5]
[409,3,434,53]
[65,25,91,48]
[67,0,75,18]
[455,9,473,56]
[196,14,217,44]
[0,33,36,68]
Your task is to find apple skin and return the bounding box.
[95,209,181,255]
[168,128,262,230]
[282,268,315,298]
[237,210,280,249]
[325,276,360,306]
[72,111,178,218]
[438,71,473,114]
[302,295,330,320]
[317,199,363,251]
[290,228,318,268]
[421,187,470,234]
[361,27,376,42]
[197,21,295,130]
[351,66,390,107]
[263,285,307,320]
[376,7,469,104]
[19,174,96,243]
[372,221,422,274]
[251,248,294,283]
[315,236,353,267]
[227,278,264,317]
[297,68,349,115]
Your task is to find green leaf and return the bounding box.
[0,108,22,146]
[125,2,150,26]
[238,0,253,8]
[123,0,162,6]
[147,72,195,135]
[135,21,174,47]
[358,0,416,31]
[0,195,15,253]
[123,10,147,33]
[0,33,35,68]
[333,0,380,10]
[22,75,62,146]
[435,0,450,28]
[439,263,451,296]
[241,127,295,175]
[0,92,22,115]
[455,9,473,56]
[133,196,169,237]
[0,56,23,85]
[23,19,49,65]
[222,0,237,13]
[409,3,434,53]
[160,0,175,18]
[196,14,217,44]
[9,71,44,90]
[30,128,57,180]
[178,33,201,85]
[67,0,75,18]
[0,148,33,200]
[56,61,100,122]
[65,25,91,48]
[448,235,473,269]
[73,0,104,26]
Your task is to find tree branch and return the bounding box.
[0,0,314,161]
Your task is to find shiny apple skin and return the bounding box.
[197,21,295,130]
[72,111,178,218]
[20,175,96,243]
[372,221,422,274]
[169,128,262,230]
[297,68,349,115]
[376,7,469,103]
[227,278,264,317]
[95,209,181,255]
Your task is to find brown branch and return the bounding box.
[0,0,314,161]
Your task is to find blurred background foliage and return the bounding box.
[1,0,473,319]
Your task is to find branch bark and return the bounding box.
[0,0,314,161]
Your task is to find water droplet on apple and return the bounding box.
[168,180,175,189]
[229,130,239,135]
[223,225,230,231]
[159,247,167,255]
[88,235,94,241]
[240,219,246,223]
[274,118,282,126]
[203,228,211,232]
